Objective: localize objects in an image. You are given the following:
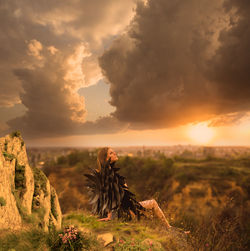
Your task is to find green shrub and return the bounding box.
[10,130,21,138]
[0,197,6,206]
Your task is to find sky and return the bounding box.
[0,0,250,147]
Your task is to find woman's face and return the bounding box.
[106,148,118,163]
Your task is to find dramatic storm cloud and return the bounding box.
[100,0,250,129]
[0,0,134,138]
[8,46,86,137]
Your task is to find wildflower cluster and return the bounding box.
[55,225,84,250]
[59,225,79,244]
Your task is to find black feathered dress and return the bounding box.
[84,159,146,221]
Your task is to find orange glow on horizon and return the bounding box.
[23,116,250,147]
[187,122,215,145]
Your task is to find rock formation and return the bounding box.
[0,132,62,231]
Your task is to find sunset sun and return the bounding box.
[187,122,215,144]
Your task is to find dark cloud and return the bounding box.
[100,0,250,129]
[207,0,250,108]
[0,0,134,138]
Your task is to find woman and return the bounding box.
[84,147,171,229]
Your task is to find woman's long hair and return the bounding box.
[97,147,109,171]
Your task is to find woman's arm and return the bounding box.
[97,211,112,221]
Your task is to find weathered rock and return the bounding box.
[97,233,114,246]
[49,186,62,230]
[0,146,22,230]
[0,132,62,231]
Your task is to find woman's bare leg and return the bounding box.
[139,199,171,228]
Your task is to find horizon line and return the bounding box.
[26,144,250,148]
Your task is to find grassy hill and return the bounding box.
[1,150,248,250]
[0,209,192,250]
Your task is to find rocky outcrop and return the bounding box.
[0,132,62,231]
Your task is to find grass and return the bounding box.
[0,228,48,251]
[1,204,247,250]
[62,211,184,250]
[0,216,103,251]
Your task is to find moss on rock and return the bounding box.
[32,166,48,197]
[0,197,6,206]
[50,190,58,220]
[15,161,26,197]
[2,152,15,161]
[10,131,22,138]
